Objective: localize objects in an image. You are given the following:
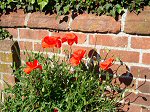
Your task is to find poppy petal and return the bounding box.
[42,36,61,48]
[68,39,74,46]
[62,37,67,43]
[70,57,80,66]
[37,65,42,70]
[100,58,114,70]
[74,35,78,44]
[73,49,86,60]
[26,62,33,67]
[33,60,39,67]
[55,40,62,48]
[24,67,32,74]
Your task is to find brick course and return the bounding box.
[0,7,150,110]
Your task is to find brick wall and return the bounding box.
[0,7,150,111]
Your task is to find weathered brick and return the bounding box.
[125,93,150,107]
[0,82,3,90]
[19,41,33,51]
[20,29,49,40]
[100,49,140,63]
[90,35,128,47]
[0,52,12,63]
[51,32,87,44]
[124,6,150,35]
[138,81,150,94]
[131,66,150,79]
[0,9,26,27]
[0,64,12,73]
[0,40,13,51]
[28,12,69,30]
[131,37,150,49]
[5,28,18,39]
[3,74,15,86]
[142,107,150,112]
[122,104,141,112]
[71,14,121,33]
[142,53,150,65]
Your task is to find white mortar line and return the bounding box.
[121,9,128,32]
[24,13,31,27]
[49,31,52,36]
[139,49,143,64]
[128,35,131,49]
[0,61,12,65]
[68,16,73,30]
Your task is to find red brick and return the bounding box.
[131,66,150,79]
[20,51,28,62]
[34,42,60,53]
[0,64,12,73]
[100,49,140,63]
[124,6,150,35]
[0,82,3,90]
[138,81,150,94]
[131,37,150,49]
[51,32,87,44]
[71,14,121,33]
[90,35,128,47]
[122,104,141,112]
[19,41,33,51]
[111,64,128,75]
[0,40,13,51]
[28,12,69,30]
[0,9,26,27]
[0,52,12,63]
[5,28,18,39]
[142,53,150,65]
[3,74,15,86]
[20,29,49,40]
[142,107,150,112]
[125,93,150,107]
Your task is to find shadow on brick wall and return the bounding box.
[11,41,21,82]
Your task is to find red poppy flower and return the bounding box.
[42,36,61,48]
[62,33,78,46]
[54,108,59,112]
[24,60,42,74]
[100,58,114,70]
[70,49,86,66]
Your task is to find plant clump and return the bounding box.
[1,33,135,112]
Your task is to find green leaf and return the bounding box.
[110,7,116,18]
[115,4,122,14]
[63,5,70,14]
[37,0,48,10]
[30,0,35,4]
